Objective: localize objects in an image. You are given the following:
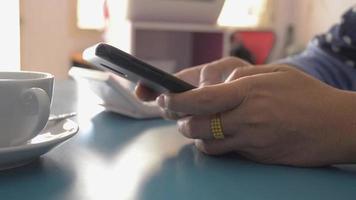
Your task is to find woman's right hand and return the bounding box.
[154,64,356,166]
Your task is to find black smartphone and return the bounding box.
[83,43,196,93]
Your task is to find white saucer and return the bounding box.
[0,119,79,170]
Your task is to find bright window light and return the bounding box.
[77,0,106,30]
[0,0,20,71]
[217,0,267,28]
[104,0,132,53]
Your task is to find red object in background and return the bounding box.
[103,0,110,19]
[233,31,275,64]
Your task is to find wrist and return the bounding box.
[331,89,356,164]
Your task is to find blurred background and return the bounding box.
[1,0,355,79]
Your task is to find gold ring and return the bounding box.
[211,114,224,139]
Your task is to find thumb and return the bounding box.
[157,77,252,115]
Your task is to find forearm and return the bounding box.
[335,89,356,163]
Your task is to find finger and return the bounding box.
[176,108,253,140]
[134,83,159,101]
[175,57,251,87]
[157,79,249,115]
[177,113,239,139]
[199,57,251,86]
[194,139,236,155]
[174,65,205,86]
[160,107,186,120]
[177,116,214,139]
[225,65,287,82]
[135,64,205,101]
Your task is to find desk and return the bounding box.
[1,80,356,200]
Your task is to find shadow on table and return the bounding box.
[0,157,74,200]
[77,111,173,158]
[138,144,356,200]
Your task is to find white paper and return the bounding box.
[69,67,161,119]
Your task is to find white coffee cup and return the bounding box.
[0,71,53,148]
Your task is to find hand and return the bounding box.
[135,57,251,101]
[135,57,251,119]
[156,64,356,167]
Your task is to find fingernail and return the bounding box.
[156,94,166,108]
[177,119,184,132]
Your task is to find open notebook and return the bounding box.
[69,67,161,119]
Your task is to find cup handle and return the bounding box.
[23,88,51,138]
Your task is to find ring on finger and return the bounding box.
[210,113,224,139]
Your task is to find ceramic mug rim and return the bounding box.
[0,71,54,82]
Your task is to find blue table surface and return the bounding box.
[1,79,356,200]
